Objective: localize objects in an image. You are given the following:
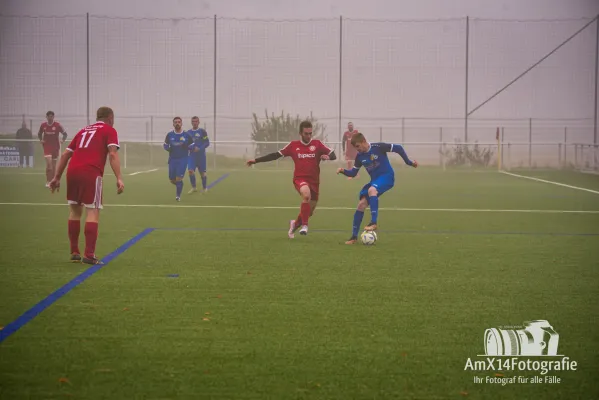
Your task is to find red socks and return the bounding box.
[84,222,99,259]
[68,220,80,254]
[300,202,310,226]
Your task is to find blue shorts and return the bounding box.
[188,153,207,173]
[359,174,395,202]
[169,158,188,180]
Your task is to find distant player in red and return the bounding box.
[49,107,125,265]
[342,122,359,179]
[246,120,337,237]
[38,111,68,187]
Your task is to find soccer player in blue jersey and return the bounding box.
[163,116,193,201]
[187,116,210,193]
[337,132,418,244]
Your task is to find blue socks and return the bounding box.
[201,175,207,190]
[189,173,197,189]
[369,195,379,223]
[352,210,364,237]
[176,181,183,197]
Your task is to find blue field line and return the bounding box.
[206,173,229,190]
[154,227,599,237]
[0,228,155,344]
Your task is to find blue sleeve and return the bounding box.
[379,142,413,166]
[163,134,170,151]
[201,129,210,149]
[342,158,361,177]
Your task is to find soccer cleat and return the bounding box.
[176,197,181,202]
[82,256,104,265]
[188,187,197,194]
[364,222,378,231]
[299,225,308,235]
[288,220,296,239]
[345,236,358,245]
[203,188,208,193]
[70,254,82,263]
[45,182,50,188]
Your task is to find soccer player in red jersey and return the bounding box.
[38,111,68,187]
[246,120,336,237]
[342,122,359,179]
[48,107,125,265]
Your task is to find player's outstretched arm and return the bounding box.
[108,145,125,194]
[48,149,73,192]
[246,151,283,166]
[337,158,360,177]
[380,142,417,167]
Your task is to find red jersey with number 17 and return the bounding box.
[66,121,120,176]
[278,139,333,183]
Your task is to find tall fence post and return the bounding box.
[213,14,218,171]
[338,16,343,150]
[464,16,470,143]
[594,15,599,169]
[86,13,90,125]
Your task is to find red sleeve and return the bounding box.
[318,140,333,155]
[278,142,293,157]
[106,127,120,149]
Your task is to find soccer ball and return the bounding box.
[360,230,377,245]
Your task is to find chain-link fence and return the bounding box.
[1,14,597,168]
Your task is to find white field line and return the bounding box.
[0,202,598,214]
[500,171,599,195]
[128,168,159,176]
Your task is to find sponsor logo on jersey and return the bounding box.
[298,153,316,159]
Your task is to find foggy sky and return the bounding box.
[1,0,598,19]
[1,0,598,147]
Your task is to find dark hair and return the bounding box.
[173,116,182,123]
[191,116,199,120]
[46,111,54,117]
[299,120,312,134]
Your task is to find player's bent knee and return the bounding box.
[367,186,379,196]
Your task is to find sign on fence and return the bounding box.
[0,146,22,167]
